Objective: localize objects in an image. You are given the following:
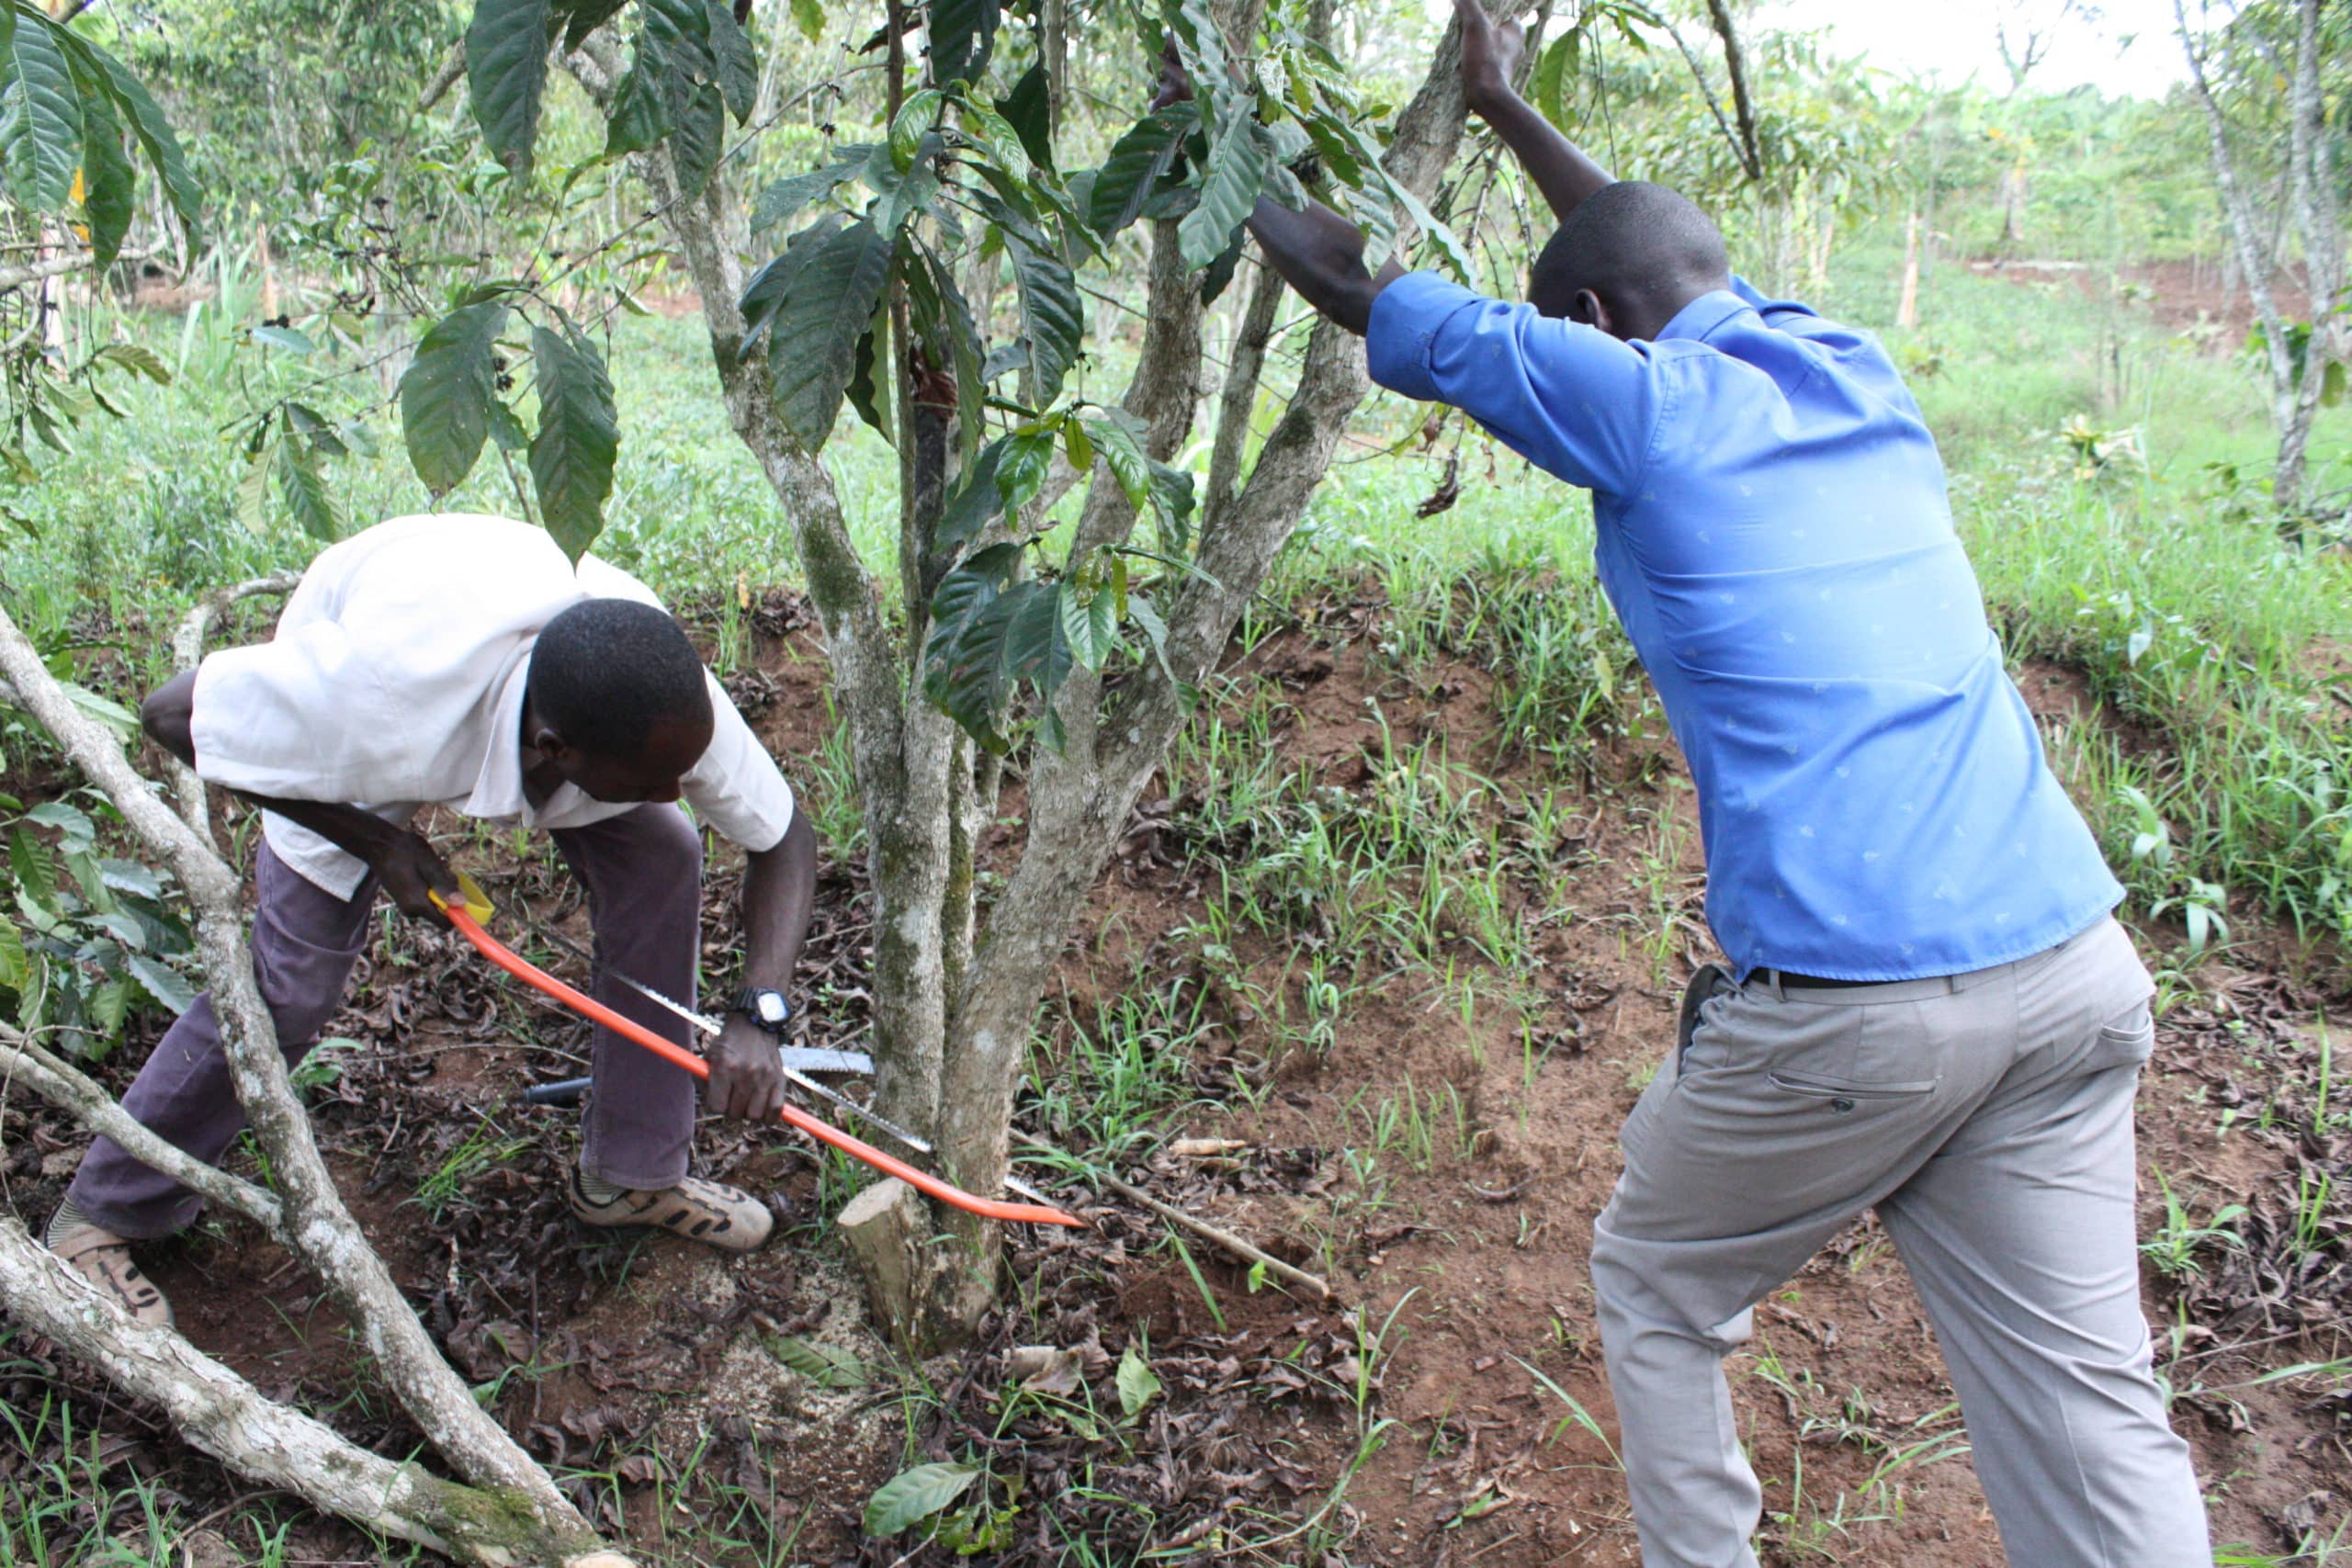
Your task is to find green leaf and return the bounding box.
[602,44,673,157]
[488,397,529,452]
[93,343,168,384]
[97,858,160,900]
[70,62,132,266]
[528,323,620,564]
[1128,593,1182,687]
[551,0,628,47]
[994,423,1057,515]
[928,0,999,86]
[1531,30,1576,129]
[251,324,315,356]
[285,402,347,458]
[788,0,824,43]
[87,975,131,1039]
[1145,457,1196,554]
[764,219,896,451]
[670,79,726,200]
[1061,416,1093,474]
[999,61,1054,172]
[0,13,82,211]
[26,799,94,845]
[889,87,944,172]
[1058,577,1117,670]
[0,915,26,994]
[767,1334,869,1388]
[845,321,892,443]
[957,95,1030,183]
[236,445,272,536]
[749,159,859,234]
[275,431,343,542]
[74,34,198,232]
[1115,1342,1161,1417]
[706,0,758,122]
[399,300,510,497]
[933,439,1006,558]
[9,829,56,916]
[863,1462,980,1538]
[906,245,986,459]
[123,959,192,1020]
[467,0,553,180]
[1088,104,1197,239]
[1179,112,1268,272]
[61,682,138,739]
[922,542,1025,751]
[2323,357,2346,410]
[1389,176,1473,283]
[998,221,1080,403]
[1084,412,1150,512]
[1197,220,1247,305]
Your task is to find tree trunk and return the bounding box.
[1205,254,1285,529]
[2177,0,2305,513]
[919,6,1495,1342]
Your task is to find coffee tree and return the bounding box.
[422,0,1491,1340]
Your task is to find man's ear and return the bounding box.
[530,724,571,761]
[1571,289,1610,334]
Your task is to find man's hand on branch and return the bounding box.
[1455,0,1525,119]
[371,829,463,921]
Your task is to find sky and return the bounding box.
[1751,0,2192,99]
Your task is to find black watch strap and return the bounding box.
[730,987,792,1034]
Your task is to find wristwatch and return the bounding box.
[729,987,792,1035]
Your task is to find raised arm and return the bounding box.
[1246,195,1403,336]
[1455,0,1612,223]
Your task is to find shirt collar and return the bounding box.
[1655,288,1750,345]
[461,648,584,826]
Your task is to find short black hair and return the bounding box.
[527,598,712,758]
[1529,180,1731,322]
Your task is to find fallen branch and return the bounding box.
[0,1020,282,1232]
[1014,1134,1333,1301]
[0,1214,632,1568]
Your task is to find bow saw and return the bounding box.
[428,874,1083,1229]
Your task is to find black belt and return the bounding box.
[1756,968,1886,990]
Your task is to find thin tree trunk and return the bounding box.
[1702,0,1764,181]
[922,1,1498,1343]
[1205,254,1285,529]
[2276,0,2341,518]
[2178,0,2303,509]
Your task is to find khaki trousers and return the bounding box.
[1591,917,2211,1568]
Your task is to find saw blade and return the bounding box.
[778,1066,933,1155]
[535,929,869,1074]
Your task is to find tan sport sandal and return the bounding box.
[49,1219,174,1328]
[567,1168,775,1252]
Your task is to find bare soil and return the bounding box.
[3,591,2346,1565]
[1970,255,2316,347]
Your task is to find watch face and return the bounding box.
[754,991,789,1026]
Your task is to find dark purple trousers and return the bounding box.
[69,805,704,1239]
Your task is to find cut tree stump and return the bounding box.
[836,1177,928,1341]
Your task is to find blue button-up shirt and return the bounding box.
[1365,272,2120,981]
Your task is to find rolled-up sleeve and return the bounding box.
[681,671,797,853]
[1365,272,1665,496]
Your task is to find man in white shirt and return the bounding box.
[47,515,819,1325]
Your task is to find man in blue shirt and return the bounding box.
[1162,6,2212,1563]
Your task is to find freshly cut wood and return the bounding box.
[837,1177,931,1339]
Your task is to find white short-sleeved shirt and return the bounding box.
[189,513,797,899]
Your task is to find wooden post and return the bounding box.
[1897,210,1921,329]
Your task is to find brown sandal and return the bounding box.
[567,1168,775,1253]
[50,1221,175,1328]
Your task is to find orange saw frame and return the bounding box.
[431,877,1082,1229]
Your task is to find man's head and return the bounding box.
[523,598,714,804]
[1529,181,1732,342]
